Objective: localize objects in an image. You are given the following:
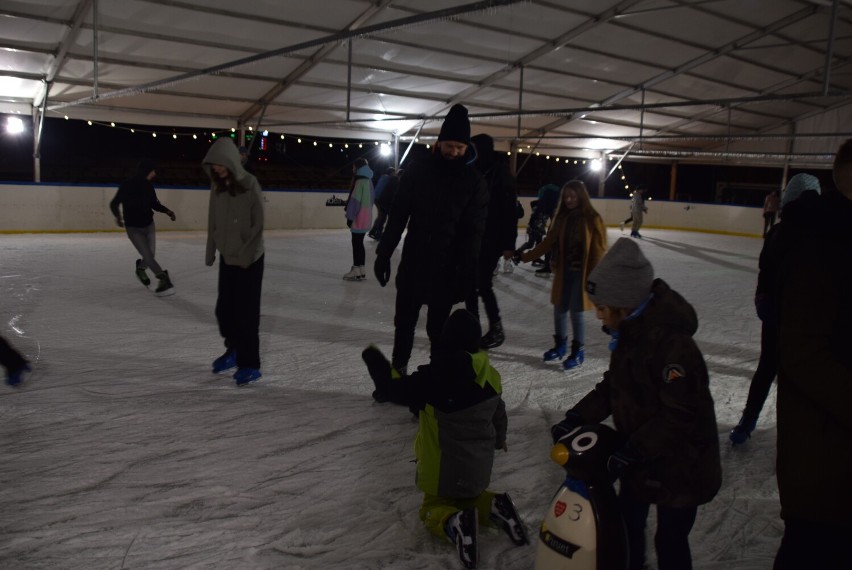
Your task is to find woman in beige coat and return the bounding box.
[518,180,607,369]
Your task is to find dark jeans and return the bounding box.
[369,207,388,238]
[125,223,163,275]
[0,336,28,374]
[351,232,366,266]
[619,487,698,570]
[465,252,501,327]
[392,285,453,370]
[742,320,778,422]
[216,255,264,370]
[774,518,852,569]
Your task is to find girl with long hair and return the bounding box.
[517,179,607,369]
[343,158,375,281]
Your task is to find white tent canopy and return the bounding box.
[2,0,851,169]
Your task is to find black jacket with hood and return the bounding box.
[569,279,722,508]
[109,161,170,228]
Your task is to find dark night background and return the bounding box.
[0,116,836,205]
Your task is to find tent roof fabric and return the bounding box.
[1,0,851,167]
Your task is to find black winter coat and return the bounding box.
[478,157,518,257]
[569,279,722,508]
[377,151,488,304]
[776,190,852,524]
[109,175,170,228]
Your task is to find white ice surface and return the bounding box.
[0,229,779,569]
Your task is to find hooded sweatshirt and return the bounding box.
[202,139,265,268]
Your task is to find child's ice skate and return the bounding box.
[490,493,529,546]
[445,508,478,569]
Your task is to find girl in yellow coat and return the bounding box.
[517,180,607,369]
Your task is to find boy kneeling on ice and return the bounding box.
[363,308,528,569]
[551,238,721,570]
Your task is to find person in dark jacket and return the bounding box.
[109,160,176,296]
[516,183,560,275]
[551,238,722,570]
[730,173,821,445]
[368,167,399,241]
[362,309,527,569]
[773,139,852,570]
[464,134,518,349]
[374,104,489,375]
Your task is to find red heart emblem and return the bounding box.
[554,501,566,517]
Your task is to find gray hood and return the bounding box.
[202,138,253,186]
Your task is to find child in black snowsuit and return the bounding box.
[362,309,528,569]
[515,183,560,274]
[551,238,721,570]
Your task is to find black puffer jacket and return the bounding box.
[474,138,518,257]
[377,150,488,303]
[109,166,170,228]
[569,279,722,508]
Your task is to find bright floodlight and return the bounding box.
[590,158,602,172]
[379,143,391,157]
[6,116,24,134]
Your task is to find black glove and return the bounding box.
[606,443,643,479]
[374,255,391,287]
[550,412,583,443]
[346,218,353,228]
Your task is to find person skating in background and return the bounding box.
[238,145,256,175]
[773,140,852,569]
[202,138,265,386]
[362,309,528,569]
[729,173,821,445]
[464,134,517,349]
[515,180,606,370]
[762,188,780,237]
[1,335,30,387]
[515,182,560,277]
[109,159,176,296]
[374,104,488,376]
[368,167,399,241]
[551,238,721,570]
[343,158,375,281]
[620,187,648,238]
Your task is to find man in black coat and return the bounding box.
[465,133,518,349]
[374,104,489,375]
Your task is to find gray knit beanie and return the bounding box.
[586,238,654,309]
[781,173,821,208]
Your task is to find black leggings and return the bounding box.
[351,233,366,266]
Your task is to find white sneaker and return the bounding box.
[343,266,365,281]
[503,259,514,274]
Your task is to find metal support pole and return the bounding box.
[824,0,839,95]
[393,133,400,170]
[92,0,99,98]
[346,40,352,122]
[669,162,678,201]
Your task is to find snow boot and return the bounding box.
[234,367,262,386]
[154,270,175,296]
[445,509,478,569]
[343,265,365,281]
[730,415,757,445]
[480,320,505,349]
[543,336,567,362]
[135,259,151,287]
[490,493,529,546]
[212,349,237,373]
[562,340,585,370]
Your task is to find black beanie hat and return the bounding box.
[438,104,471,144]
[438,308,482,354]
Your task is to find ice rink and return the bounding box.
[0,228,780,569]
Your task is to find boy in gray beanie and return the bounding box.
[551,237,721,570]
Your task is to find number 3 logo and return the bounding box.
[568,503,583,521]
